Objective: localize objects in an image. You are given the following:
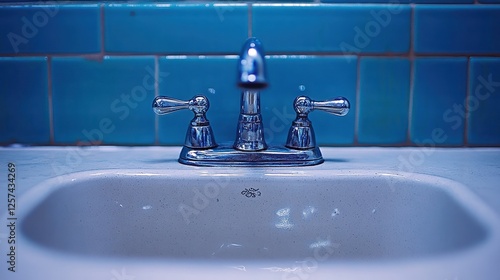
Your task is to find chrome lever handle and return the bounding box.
[152,95,217,149]
[286,96,350,150]
[294,96,350,117]
[153,95,209,117]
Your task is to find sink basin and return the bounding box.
[9,169,500,279]
[19,170,497,259]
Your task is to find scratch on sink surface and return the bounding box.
[232,266,247,271]
[212,243,244,256]
[261,266,301,273]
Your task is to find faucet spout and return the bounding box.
[237,37,268,89]
[234,38,268,151]
[234,89,267,151]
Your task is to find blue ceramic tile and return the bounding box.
[159,55,356,146]
[322,0,411,3]
[52,56,155,145]
[264,56,357,145]
[0,57,50,144]
[415,6,500,54]
[322,0,471,2]
[358,57,410,145]
[414,0,472,2]
[158,56,240,145]
[468,58,500,145]
[252,4,410,54]
[104,4,247,54]
[254,0,314,2]
[411,58,468,146]
[0,5,100,54]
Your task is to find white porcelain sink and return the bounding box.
[10,169,500,279]
[20,170,488,259]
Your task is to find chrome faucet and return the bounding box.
[234,38,268,152]
[153,38,350,167]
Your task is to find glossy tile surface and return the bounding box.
[1,2,499,147]
[159,55,356,146]
[0,5,100,54]
[252,4,410,54]
[468,58,500,145]
[411,58,468,146]
[358,57,410,145]
[415,6,500,54]
[322,0,411,2]
[265,55,357,145]
[52,56,155,145]
[0,57,50,144]
[158,56,240,145]
[323,0,472,2]
[104,4,247,54]
[413,0,473,3]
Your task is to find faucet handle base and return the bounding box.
[153,95,217,149]
[179,144,323,167]
[286,96,350,150]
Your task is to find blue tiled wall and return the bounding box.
[1,2,500,146]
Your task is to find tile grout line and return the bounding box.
[248,3,252,37]
[47,56,55,144]
[154,55,160,145]
[407,60,415,145]
[8,3,497,148]
[100,4,105,58]
[353,56,361,146]
[2,53,499,58]
[464,57,471,146]
[406,3,416,145]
